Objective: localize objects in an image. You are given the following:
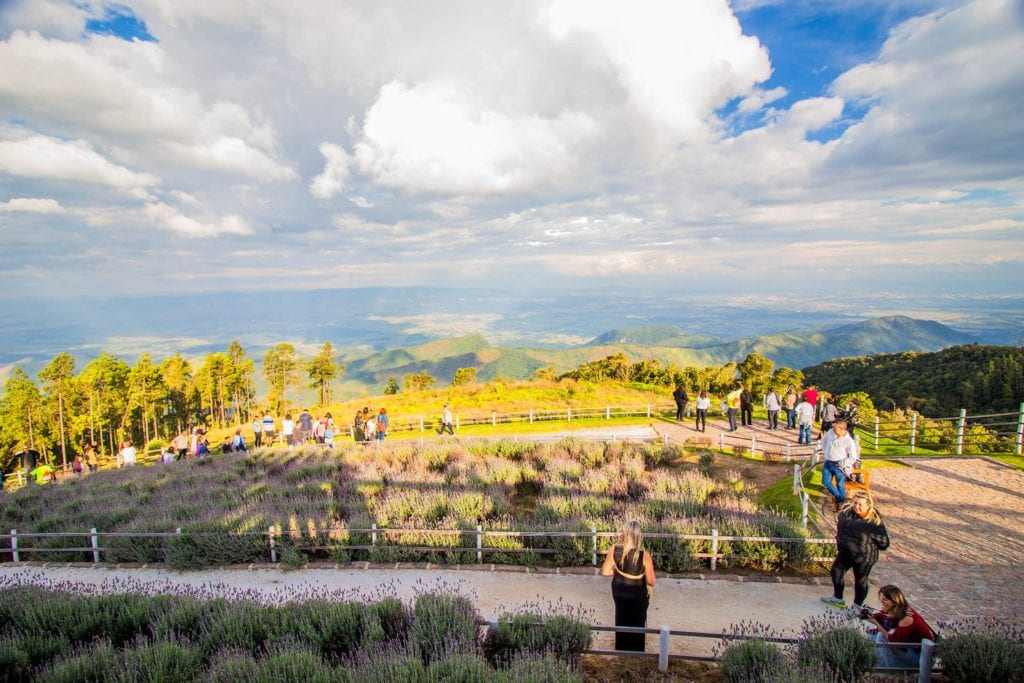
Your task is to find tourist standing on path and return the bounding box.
[673,384,689,422]
[376,408,389,442]
[84,442,99,473]
[252,417,262,448]
[764,389,781,430]
[119,440,136,467]
[822,491,889,612]
[820,396,838,434]
[726,382,742,432]
[784,386,798,429]
[864,585,936,669]
[819,420,857,509]
[440,403,455,435]
[796,396,815,445]
[299,408,314,444]
[282,414,295,447]
[694,391,710,432]
[740,384,754,427]
[600,520,656,652]
[802,385,820,421]
[262,413,275,445]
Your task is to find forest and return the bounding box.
[0,341,801,474]
[803,344,1024,418]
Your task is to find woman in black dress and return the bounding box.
[600,520,656,651]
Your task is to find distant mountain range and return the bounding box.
[340,315,976,391]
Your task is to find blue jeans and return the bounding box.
[822,459,846,503]
[873,632,920,669]
[799,423,812,444]
[786,408,796,428]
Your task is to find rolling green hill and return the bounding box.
[339,316,976,394]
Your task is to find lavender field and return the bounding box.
[0,577,589,681]
[0,439,817,571]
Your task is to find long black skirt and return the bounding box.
[612,582,649,651]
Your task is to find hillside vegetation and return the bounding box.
[803,344,1024,417]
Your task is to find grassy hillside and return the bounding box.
[335,316,975,396]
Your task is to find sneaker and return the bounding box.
[821,596,846,608]
[848,604,865,618]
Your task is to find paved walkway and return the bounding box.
[865,457,1024,621]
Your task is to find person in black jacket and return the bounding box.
[673,384,689,421]
[821,491,889,611]
[740,385,754,426]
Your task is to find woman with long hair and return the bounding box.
[600,520,656,651]
[821,491,889,611]
[864,585,936,668]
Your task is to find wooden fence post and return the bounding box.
[420,418,424,433]
[91,527,100,563]
[920,639,936,683]
[268,527,277,563]
[477,525,482,564]
[567,407,571,422]
[910,413,917,455]
[529,409,533,424]
[10,530,18,563]
[719,432,725,450]
[873,416,879,450]
[792,464,800,495]
[647,404,651,418]
[606,406,610,419]
[658,624,670,672]
[801,492,809,529]
[956,409,967,455]
[592,525,598,566]
[492,411,496,426]
[750,436,756,456]
[710,529,718,571]
[1017,403,1024,456]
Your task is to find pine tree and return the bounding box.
[308,341,343,405]
[263,343,300,414]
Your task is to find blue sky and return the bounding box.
[0,0,1021,308]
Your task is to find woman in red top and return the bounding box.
[866,585,935,669]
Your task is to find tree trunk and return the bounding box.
[57,391,67,470]
[27,403,35,449]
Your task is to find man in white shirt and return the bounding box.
[795,397,815,445]
[820,420,856,508]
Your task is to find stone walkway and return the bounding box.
[866,457,1024,622]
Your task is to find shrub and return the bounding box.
[717,638,787,683]
[938,617,1024,683]
[484,602,591,666]
[35,641,118,683]
[412,591,479,664]
[119,639,204,683]
[0,636,32,683]
[795,613,876,682]
[697,450,715,473]
[426,653,493,682]
[498,651,583,682]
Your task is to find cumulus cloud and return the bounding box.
[0,134,158,197]
[351,80,599,194]
[143,202,253,237]
[309,142,353,199]
[0,197,66,214]
[0,30,296,182]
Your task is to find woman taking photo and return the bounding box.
[821,491,889,611]
[601,520,656,652]
[863,585,936,669]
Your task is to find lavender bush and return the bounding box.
[0,437,817,571]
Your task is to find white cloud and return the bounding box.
[0,0,94,40]
[309,142,353,199]
[0,197,66,214]
[0,30,296,182]
[143,202,253,237]
[0,134,158,196]
[352,80,599,194]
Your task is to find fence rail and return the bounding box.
[0,526,834,570]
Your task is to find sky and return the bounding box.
[0,0,1022,303]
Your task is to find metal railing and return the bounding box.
[1,526,834,569]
